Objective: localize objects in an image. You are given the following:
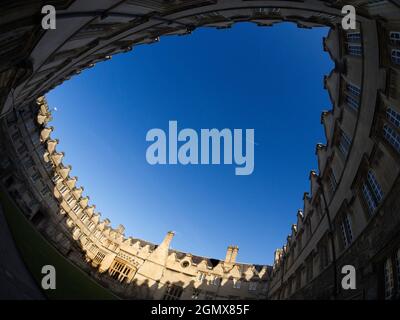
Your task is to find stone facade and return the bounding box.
[0,0,399,300]
[268,1,400,300]
[0,97,271,300]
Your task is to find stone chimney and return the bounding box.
[225,245,239,264]
[116,224,125,235]
[159,231,175,249]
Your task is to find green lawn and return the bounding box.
[0,188,117,300]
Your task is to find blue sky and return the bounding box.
[47,22,333,265]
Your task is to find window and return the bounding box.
[233,279,241,289]
[383,108,400,153]
[191,289,201,299]
[361,170,384,214]
[383,124,400,153]
[52,174,62,183]
[346,83,361,97]
[328,170,337,194]
[163,284,183,300]
[198,272,206,282]
[40,186,50,197]
[109,261,131,282]
[387,68,400,100]
[25,120,36,132]
[344,83,360,111]
[346,95,359,110]
[339,130,352,157]
[118,251,133,262]
[249,282,258,291]
[362,183,377,213]
[387,107,400,128]
[66,195,74,205]
[31,171,41,183]
[31,134,40,146]
[93,251,105,264]
[181,261,190,268]
[390,31,400,46]
[346,32,361,43]
[59,184,68,194]
[392,49,400,65]
[73,204,81,213]
[44,160,53,170]
[384,258,394,299]
[347,44,362,56]
[212,275,221,286]
[367,170,384,203]
[340,214,353,248]
[89,244,98,254]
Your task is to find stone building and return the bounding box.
[268,1,400,300]
[0,96,271,300]
[0,0,399,300]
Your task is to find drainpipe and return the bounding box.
[318,177,338,299]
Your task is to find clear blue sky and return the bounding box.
[46,22,333,265]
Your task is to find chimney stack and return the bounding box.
[160,231,175,249]
[225,245,239,264]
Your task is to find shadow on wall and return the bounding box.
[111,278,259,300]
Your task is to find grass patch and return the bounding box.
[0,188,117,300]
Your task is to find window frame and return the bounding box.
[391,49,400,65]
